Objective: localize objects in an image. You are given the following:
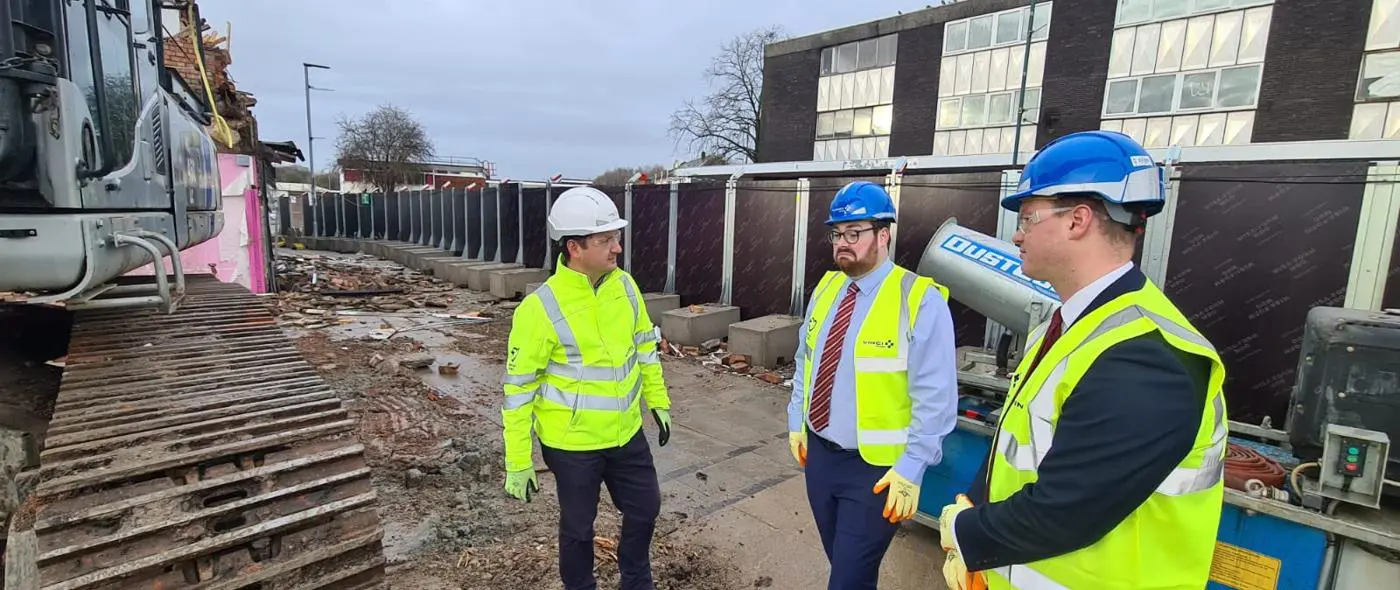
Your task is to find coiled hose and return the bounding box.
[1224,443,1286,491]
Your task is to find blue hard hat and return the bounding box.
[827,181,896,225]
[1002,130,1166,226]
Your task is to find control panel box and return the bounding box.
[1317,424,1390,508]
[1286,307,1400,488]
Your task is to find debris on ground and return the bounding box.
[273,250,744,590]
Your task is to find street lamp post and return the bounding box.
[304,62,330,235]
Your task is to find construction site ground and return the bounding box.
[269,248,949,589]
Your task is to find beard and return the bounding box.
[835,241,879,276]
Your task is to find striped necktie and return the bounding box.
[809,282,860,432]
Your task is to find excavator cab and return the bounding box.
[0,0,222,312]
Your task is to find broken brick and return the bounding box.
[757,372,783,385]
[723,354,748,366]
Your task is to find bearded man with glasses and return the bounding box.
[785,180,959,589]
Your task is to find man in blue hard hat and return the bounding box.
[786,180,960,589]
[938,130,1228,590]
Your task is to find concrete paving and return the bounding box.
[653,360,948,589]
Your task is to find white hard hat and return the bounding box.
[548,186,628,241]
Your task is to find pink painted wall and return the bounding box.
[129,153,269,293]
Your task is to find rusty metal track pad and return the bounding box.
[16,277,385,590]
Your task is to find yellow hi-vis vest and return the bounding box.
[800,265,949,466]
[983,278,1227,590]
[500,259,670,471]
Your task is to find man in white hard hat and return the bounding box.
[500,186,673,590]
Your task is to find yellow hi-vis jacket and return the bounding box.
[983,278,1227,589]
[799,265,949,466]
[501,259,670,471]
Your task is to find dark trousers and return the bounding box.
[541,430,661,590]
[804,430,900,590]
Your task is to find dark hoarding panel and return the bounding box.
[1167,162,1368,425]
[278,196,293,236]
[364,194,375,236]
[805,176,886,305]
[451,189,466,254]
[674,182,727,306]
[601,187,626,270]
[499,182,521,264]
[733,179,800,319]
[1385,206,1400,311]
[372,193,387,239]
[630,185,670,293]
[430,191,443,247]
[320,197,332,237]
[897,172,1004,347]
[466,189,483,259]
[522,188,549,268]
[301,197,314,236]
[345,196,356,237]
[418,192,431,245]
[482,186,500,261]
[387,193,401,241]
[407,192,420,243]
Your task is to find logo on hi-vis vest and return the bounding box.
[938,234,1060,301]
[862,338,895,349]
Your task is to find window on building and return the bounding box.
[1101,2,1271,147]
[1116,0,1272,27]
[1351,0,1400,139]
[815,33,897,161]
[935,4,1051,157]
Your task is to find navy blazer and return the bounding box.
[956,267,1213,571]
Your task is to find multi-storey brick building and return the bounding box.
[758,0,1396,163]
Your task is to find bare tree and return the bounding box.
[335,104,434,193]
[669,26,783,164]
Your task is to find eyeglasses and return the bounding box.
[828,227,877,244]
[1017,206,1077,232]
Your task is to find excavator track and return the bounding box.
[9,276,385,589]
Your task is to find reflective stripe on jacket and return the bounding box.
[800,265,949,466]
[984,279,1227,589]
[501,259,669,471]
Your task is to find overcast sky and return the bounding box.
[198,0,922,180]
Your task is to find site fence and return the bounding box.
[273,139,1400,427]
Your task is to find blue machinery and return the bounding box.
[909,220,1400,589]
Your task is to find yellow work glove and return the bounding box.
[872,468,920,523]
[504,468,539,503]
[938,494,973,550]
[943,550,987,590]
[940,494,987,590]
[788,431,807,467]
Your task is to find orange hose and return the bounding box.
[1224,443,1286,491]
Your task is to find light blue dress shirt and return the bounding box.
[786,258,959,483]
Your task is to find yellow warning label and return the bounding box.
[1208,541,1281,590]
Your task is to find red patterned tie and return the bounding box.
[1024,308,1064,378]
[809,283,860,432]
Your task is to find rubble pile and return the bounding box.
[271,252,495,329]
[659,337,791,386]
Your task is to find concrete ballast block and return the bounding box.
[442,261,497,286]
[466,263,523,291]
[660,304,741,347]
[729,314,803,369]
[490,268,552,299]
[524,282,544,295]
[642,293,680,323]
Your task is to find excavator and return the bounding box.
[0,2,384,588]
